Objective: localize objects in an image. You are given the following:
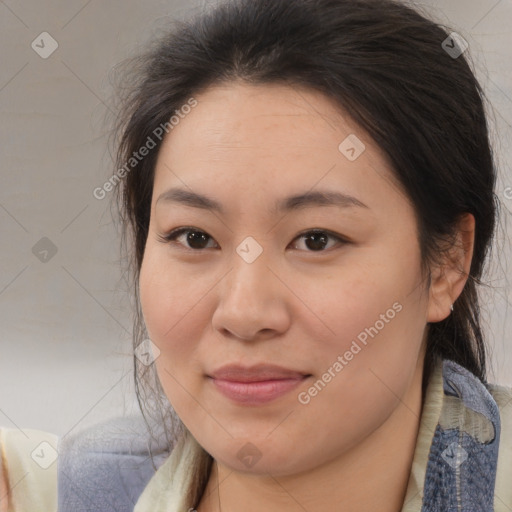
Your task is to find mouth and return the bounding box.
[207,363,312,405]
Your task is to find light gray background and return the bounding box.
[1,0,511,438]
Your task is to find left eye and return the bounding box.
[292,229,348,252]
[158,227,349,253]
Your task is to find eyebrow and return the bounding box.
[155,187,369,214]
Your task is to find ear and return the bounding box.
[427,213,475,323]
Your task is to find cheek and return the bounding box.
[139,250,209,417]
[138,243,235,378]
[294,282,424,455]
[139,249,202,362]
[302,263,419,353]
[299,246,427,403]
[140,245,194,330]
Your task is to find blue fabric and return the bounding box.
[57,415,172,512]
[422,360,501,511]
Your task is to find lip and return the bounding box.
[209,363,309,382]
[208,364,311,405]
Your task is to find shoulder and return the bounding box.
[486,381,512,449]
[1,441,8,512]
[0,427,59,512]
[441,361,512,445]
[441,362,512,508]
[419,361,512,510]
[1,415,175,512]
[58,415,172,512]
[487,381,512,410]
[486,382,512,509]
[486,381,512,450]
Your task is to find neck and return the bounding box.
[197,359,425,512]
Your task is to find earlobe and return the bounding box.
[426,213,475,323]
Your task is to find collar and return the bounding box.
[402,359,501,511]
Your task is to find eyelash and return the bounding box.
[157,227,350,253]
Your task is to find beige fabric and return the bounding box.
[0,428,58,512]
[400,362,444,511]
[488,383,512,511]
[134,428,209,512]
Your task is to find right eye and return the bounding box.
[157,227,218,251]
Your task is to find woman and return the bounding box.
[1,0,511,510]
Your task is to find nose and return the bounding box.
[210,246,291,342]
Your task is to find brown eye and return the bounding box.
[291,230,348,252]
[158,228,217,251]
[158,227,349,253]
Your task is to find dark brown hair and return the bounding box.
[109,0,499,464]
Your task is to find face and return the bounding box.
[139,81,430,476]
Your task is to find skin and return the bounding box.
[139,81,475,512]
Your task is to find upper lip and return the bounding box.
[209,364,310,382]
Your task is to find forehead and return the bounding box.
[159,81,368,155]
[152,81,402,210]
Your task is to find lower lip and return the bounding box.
[210,376,309,405]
